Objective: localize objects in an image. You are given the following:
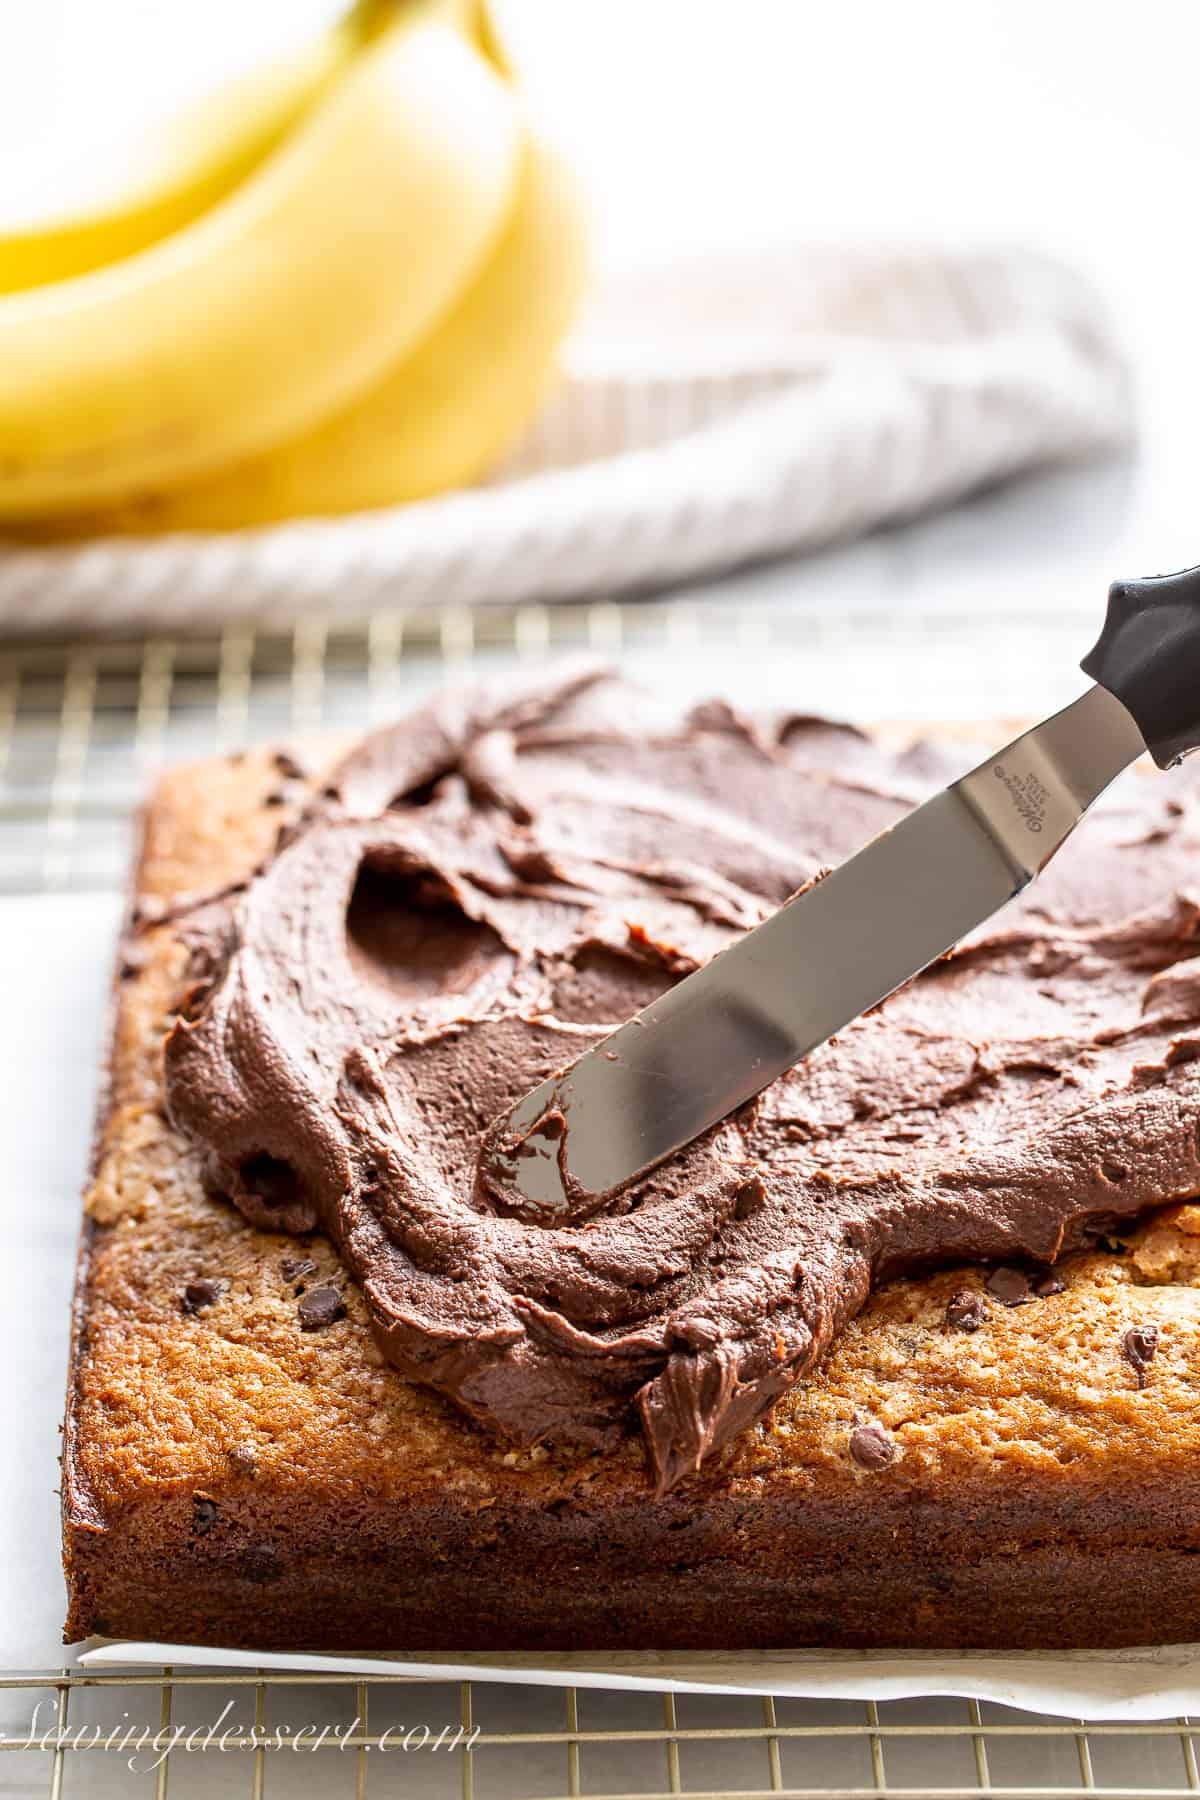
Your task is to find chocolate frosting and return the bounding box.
[162,670,1200,1491]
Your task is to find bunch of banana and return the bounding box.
[0,0,587,534]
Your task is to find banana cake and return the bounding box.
[63,669,1200,1649]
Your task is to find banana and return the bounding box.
[473,0,516,82]
[0,0,485,298]
[59,130,587,531]
[0,19,521,520]
[0,17,359,298]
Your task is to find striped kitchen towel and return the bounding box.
[0,243,1130,632]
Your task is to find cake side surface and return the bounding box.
[63,684,1200,1649]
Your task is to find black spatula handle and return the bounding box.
[1081,564,1200,768]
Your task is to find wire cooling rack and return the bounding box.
[5,1666,1200,1799]
[1,588,1191,1798]
[0,590,1100,896]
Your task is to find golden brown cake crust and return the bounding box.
[63,731,1200,1652]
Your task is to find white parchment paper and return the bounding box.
[8,890,1200,1718]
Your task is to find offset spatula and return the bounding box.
[484,565,1200,1216]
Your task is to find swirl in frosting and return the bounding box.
[163,670,1200,1491]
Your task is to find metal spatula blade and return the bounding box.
[482,563,1200,1215]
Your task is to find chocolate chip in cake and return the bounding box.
[281,1256,317,1284]
[239,1546,283,1585]
[848,1422,896,1471]
[118,942,150,981]
[1034,1270,1066,1297]
[273,749,308,781]
[944,1289,988,1332]
[1121,1323,1159,1389]
[297,1284,345,1330]
[192,1496,218,1535]
[986,1267,1031,1307]
[229,1444,258,1476]
[132,895,167,928]
[180,1278,224,1315]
